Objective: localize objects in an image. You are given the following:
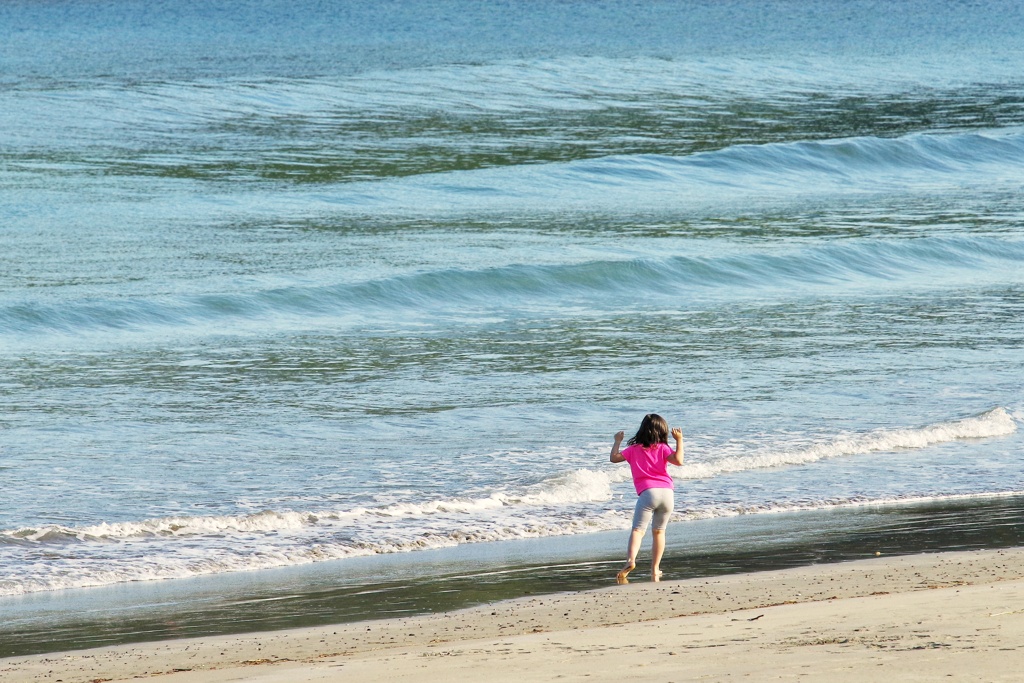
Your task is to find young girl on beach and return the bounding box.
[610,413,684,583]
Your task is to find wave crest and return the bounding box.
[680,407,1017,479]
[4,234,1023,340]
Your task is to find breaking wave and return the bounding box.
[1,408,1016,596]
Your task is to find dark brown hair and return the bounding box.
[627,413,670,447]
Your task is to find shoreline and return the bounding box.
[3,494,1024,660]
[3,546,1023,682]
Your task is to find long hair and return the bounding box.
[627,413,670,447]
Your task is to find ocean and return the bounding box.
[2,0,1023,656]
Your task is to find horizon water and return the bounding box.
[2,0,1024,654]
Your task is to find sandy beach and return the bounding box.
[3,547,1022,683]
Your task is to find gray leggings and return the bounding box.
[631,487,675,533]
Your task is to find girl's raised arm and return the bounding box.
[668,427,684,466]
[610,430,626,463]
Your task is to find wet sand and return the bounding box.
[3,546,1022,683]
[6,494,1023,660]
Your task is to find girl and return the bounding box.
[610,413,684,583]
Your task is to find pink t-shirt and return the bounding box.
[621,442,675,495]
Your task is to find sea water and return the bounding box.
[2,1,1023,608]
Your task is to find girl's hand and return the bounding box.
[668,427,685,465]
[613,430,625,443]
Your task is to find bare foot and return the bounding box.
[616,560,636,584]
[652,569,664,582]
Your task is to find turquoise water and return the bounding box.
[2,0,1023,603]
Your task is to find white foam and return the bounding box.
[6,509,323,544]
[678,407,1017,480]
[5,488,1024,597]
[1,470,628,545]
[2,408,1018,597]
[3,409,1014,547]
[508,467,633,506]
[0,512,627,596]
